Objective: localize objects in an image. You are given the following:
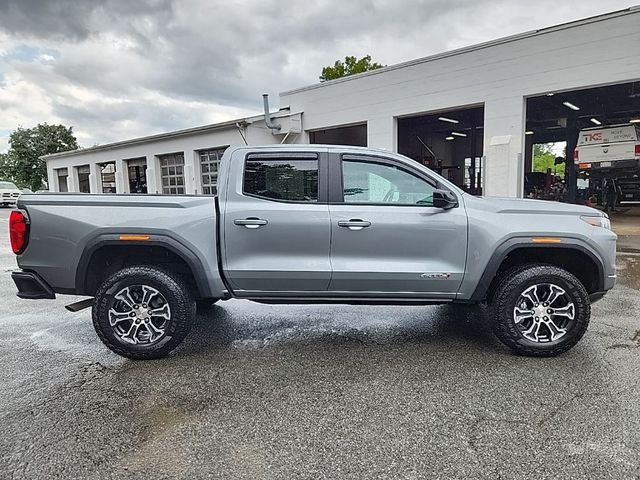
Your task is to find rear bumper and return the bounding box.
[11,270,56,299]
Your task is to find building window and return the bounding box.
[199,147,227,195]
[127,158,147,193]
[100,162,116,193]
[159,153,185,194]
[243,158,318,202]
[77,165,91,193]
[56,168,68,192]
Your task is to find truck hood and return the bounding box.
[474,196,604,217]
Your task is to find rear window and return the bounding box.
[243,158,318,202]
[0,182,18,189]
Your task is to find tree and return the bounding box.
[0,153,18,183]
[533,143,565,178]
[320,55,385,82]
[6,124,79,190]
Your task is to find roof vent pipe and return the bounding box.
[262,94,281,131]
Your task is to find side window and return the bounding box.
[243,158,319,202]
[342,159,435,206]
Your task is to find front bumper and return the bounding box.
[11,270,56,299]
[1,198,17,205]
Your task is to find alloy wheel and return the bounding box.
[513,283,575,343]
[108,285,171,345]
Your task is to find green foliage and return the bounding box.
[533,143,565,178]
[320,55,385,82]
[0,124,78,190]
[0,153,18,183]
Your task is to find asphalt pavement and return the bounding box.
[0,206,638,480]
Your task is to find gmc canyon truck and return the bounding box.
[10,145,616,359]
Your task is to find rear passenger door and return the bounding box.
[222,151,332,295]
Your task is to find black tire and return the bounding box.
[488,264,590,357]
[93,266,196,360]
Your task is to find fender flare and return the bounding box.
[469,237,605,301]
[75,232,215,298]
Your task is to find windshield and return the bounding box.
[0,181,18,189]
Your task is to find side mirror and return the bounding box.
[433,189,458,209]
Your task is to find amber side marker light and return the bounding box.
[531,237,562,244]
[119,235,150,241]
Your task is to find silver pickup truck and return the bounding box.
[10,145,617,359]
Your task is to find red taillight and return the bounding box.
[573,149,579,162]
[635,144,640,157]
[9,210,28,254]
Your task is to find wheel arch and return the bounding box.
[75,233,216,299]
[471,238,605,302]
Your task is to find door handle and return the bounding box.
[337,219,371,231]
[234,217,268,229]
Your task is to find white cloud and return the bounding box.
[0,0,634,152]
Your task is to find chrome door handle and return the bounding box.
[234,218,268,229]
[337,219,371,231]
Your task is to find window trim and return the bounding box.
[333,153,451,207]
[241,151,328,204]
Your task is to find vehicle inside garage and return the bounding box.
[525,81,640,205]
[397,106,484,195]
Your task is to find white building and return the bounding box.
[44,6,640,199]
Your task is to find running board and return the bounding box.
[65,298,94,312]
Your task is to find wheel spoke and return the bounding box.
[545,285,565,305]
[108,309,132,327]
[522,285,542,305]
[543,318,567,341]
[145,321,165,341]
[122,322,142,344]
[514,307,533,324]
[550,304,575,319]
[522,321,542,342]
[141,285,157,306]
[149,304,170,320]
[115,287,137,309]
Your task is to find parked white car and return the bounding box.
[0,181,22,207]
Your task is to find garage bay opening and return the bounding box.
[397,105,484,195]
[525,81,640,206]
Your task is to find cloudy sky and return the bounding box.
[0,0,634,152]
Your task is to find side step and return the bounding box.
[65,298,94,312]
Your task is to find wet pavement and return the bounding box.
[0,207,639,479]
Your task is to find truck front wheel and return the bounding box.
[93,266,196,359]
[488,264,591,357]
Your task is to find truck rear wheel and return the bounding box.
[488,264,591,357]
[92,266,196,360]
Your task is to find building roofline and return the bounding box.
[41,108,297,160]
[280,5,640,96]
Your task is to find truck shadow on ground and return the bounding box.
[177,302,504,357]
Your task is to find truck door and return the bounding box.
[327,153,468,298]
[221,151,331,294]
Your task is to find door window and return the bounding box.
[243,159,318,202]
[342,159,435,206]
